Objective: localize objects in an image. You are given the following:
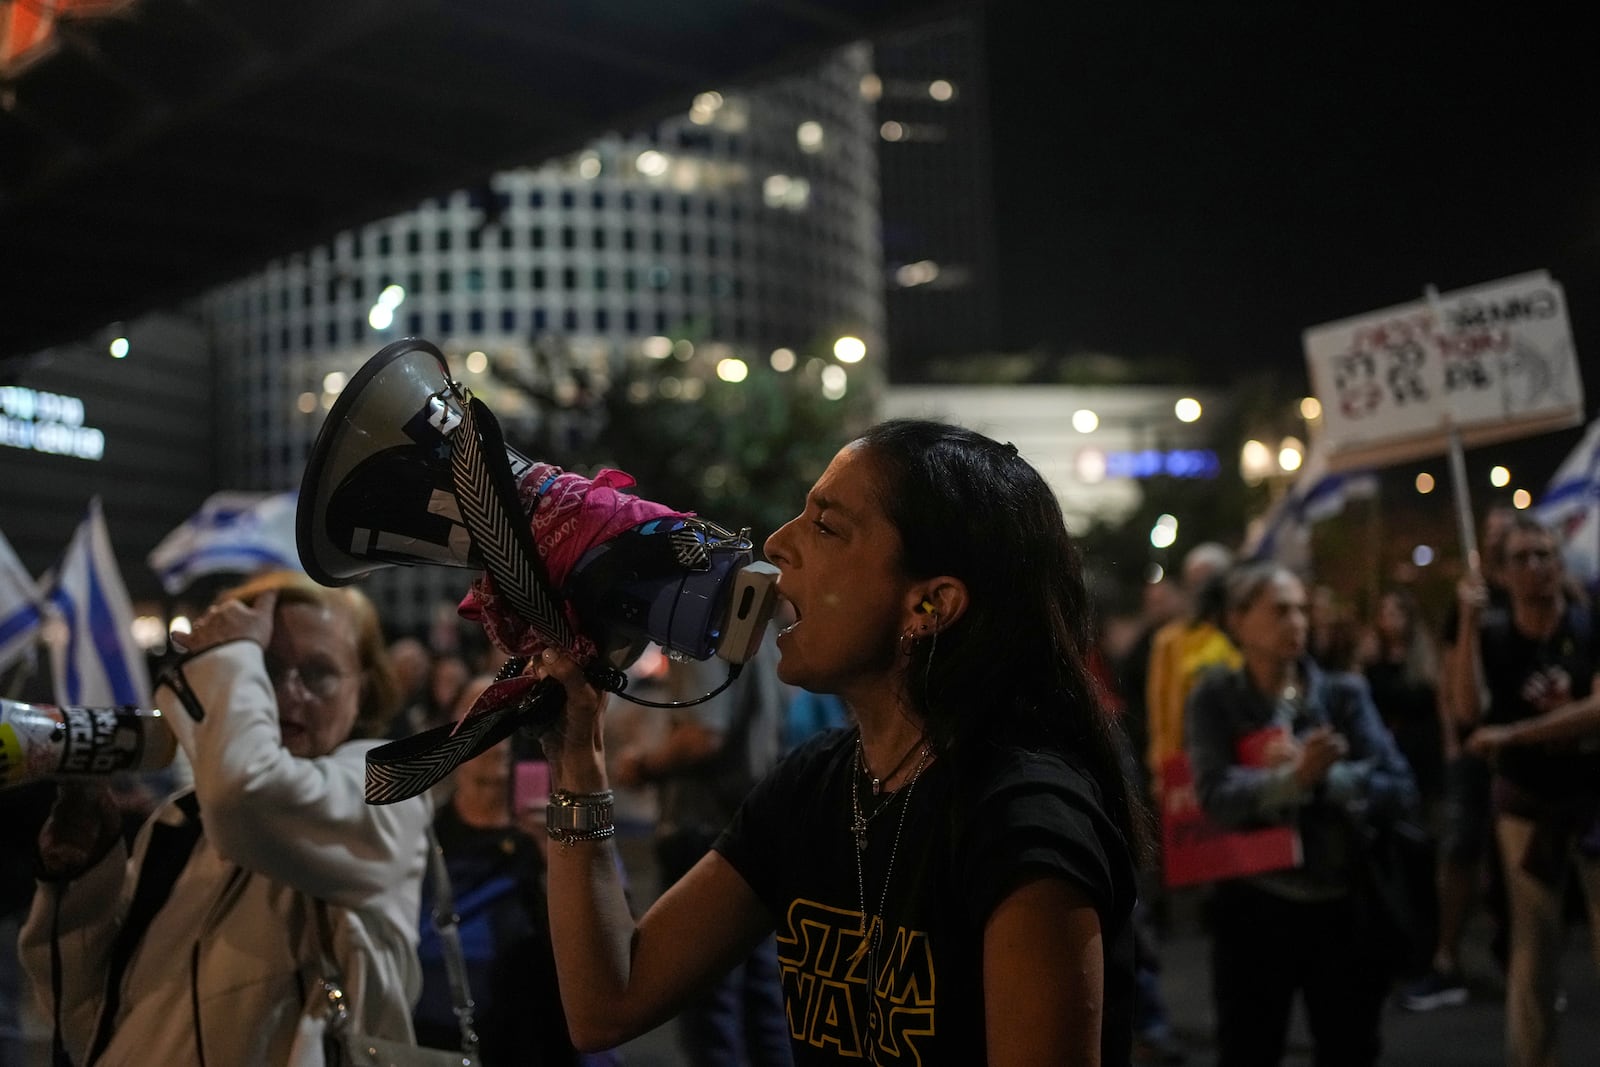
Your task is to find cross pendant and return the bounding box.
[852,813,868,852]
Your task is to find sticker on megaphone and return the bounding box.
[0,698,178,787]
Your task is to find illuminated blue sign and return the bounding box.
[1103,449,1219,479]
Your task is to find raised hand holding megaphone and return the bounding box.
[296,339,779,802]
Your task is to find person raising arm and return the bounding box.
[534,418,1144,1065]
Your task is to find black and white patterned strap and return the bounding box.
[450,394,573,649]
[364,678,565,805]
[365,389,575,805]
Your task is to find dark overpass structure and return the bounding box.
[0,0,960,365]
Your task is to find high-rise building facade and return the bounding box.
[873,14,1001,382]
[200,46,883,634]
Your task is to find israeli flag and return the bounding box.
[43,499,151,707]
[1244,449,1379,564]
[146,491,301,596]
[0,526,42,673]
[1535,418,1600,587]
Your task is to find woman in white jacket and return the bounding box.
[21,571,431,1066]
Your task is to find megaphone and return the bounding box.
[297,339,779,802]
[1,698,177,788]
[297,338,776,670]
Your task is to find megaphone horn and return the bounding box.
[301,338,780,804]
[299,338,576,655]
[298,338,775,670]
[298,339,528,581]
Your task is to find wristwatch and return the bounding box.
[545,789,616,843]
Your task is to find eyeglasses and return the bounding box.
[264,657,351,700]
[1508,547,1555,567]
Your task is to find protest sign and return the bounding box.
[1160,750,1302,889]
[1304,272,1583,472]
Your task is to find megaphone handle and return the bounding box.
[513,675,565,734]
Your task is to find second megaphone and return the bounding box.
[1,698,177,788]
[296,338,777,670]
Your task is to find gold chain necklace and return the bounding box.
[850,738,931,1065]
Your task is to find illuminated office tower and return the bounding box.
[201,47,882,633]
[873,15,1001,382]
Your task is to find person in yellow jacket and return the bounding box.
[1146,542,1240,785]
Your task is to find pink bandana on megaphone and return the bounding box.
[456,462,690,717]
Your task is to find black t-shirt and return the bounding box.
[1440,586,1511,646]
[1363,660,1443,800]
[716,728,1137,1066]
[1479,600,1600,801]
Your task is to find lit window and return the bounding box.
[636,150,670,178]
[893,260,940,287]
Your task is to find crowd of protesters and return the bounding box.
[1105,513,1598,1067]
[1,467,1595,1067]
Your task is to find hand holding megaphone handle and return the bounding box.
[364,677,568,804]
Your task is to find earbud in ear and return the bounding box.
[920,599,936,615]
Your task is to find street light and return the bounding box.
[1150,513,1178,549]
[1278,436,1304,473]
[1241,439,1274,485]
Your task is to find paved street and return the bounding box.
[1149,896,1598,1067]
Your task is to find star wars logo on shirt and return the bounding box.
[776,898,935,1061]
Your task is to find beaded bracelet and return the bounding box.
[547,824,618,846]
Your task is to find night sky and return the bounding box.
[985,1,1599,403]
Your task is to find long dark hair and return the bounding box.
[856,419,1149,860]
